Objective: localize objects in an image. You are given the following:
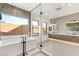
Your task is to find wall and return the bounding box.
[52,13,79,34]
[0,3,30,19]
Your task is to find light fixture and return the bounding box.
[62,3,72,7]
[62,3,66,5]
[67,4,72,7]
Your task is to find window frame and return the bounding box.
[0,13,29,36]
[32,20,39,36]
[42,22,47,35]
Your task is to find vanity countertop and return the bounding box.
[49,33,79,37]
[49,34,79,43]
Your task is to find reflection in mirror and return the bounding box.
[66,22,79,35]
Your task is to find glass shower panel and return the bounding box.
[30,4,51,56]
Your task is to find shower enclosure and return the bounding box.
[0,3,49,56]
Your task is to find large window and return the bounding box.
[0,13,29,36]
[32,20,39,36]
[1,14,28,25]
[43,22,47,34]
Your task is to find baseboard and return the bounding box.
[49,38,79,47]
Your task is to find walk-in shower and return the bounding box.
[0,3,49,56]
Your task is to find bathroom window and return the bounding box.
[32,20,39,36]
[43,22,47,34]
[1,13,29,25]
[0,13,29,36]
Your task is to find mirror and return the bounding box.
[66,22,79,35]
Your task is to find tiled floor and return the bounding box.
[27,48,48,56]
[43,39,79,56]
[2,39,79,56]
[28,39,79,56]
[32,52,47,56]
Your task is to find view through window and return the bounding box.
[32,20,39,36]
[0,13,29,36]
[43,22,47,34]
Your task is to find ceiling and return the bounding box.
[9,3,40,12]
[9,3,79,20]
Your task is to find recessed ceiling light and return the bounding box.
[62,3,66,5]
[67,4,72,7]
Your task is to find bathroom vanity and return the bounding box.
[49,34,79,43]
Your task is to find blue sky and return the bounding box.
[1,14,28,25]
